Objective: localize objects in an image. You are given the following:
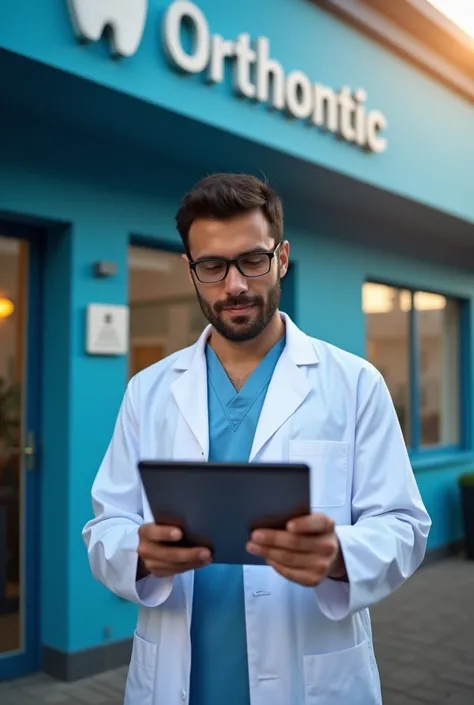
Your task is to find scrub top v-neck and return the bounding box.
[188,335,286,705]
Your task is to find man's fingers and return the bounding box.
[249,530,332,554]
[247,545,313,569]
[138,542,211,565]
[286,513,335,535]
[139,523,183,543]
[267,560,325,587]
[248,532,335,556]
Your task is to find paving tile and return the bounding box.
[446,691,474,705]
[41,692,77,705]
[85,680,125,699]
[392,666,430,687]
[63,684,113,704]
[439,666,474,690]
[409,681,455,704]
[382,694,426,705]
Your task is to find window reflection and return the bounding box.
[128,246,207,377]
[363,282,460,450]
[0,235,25,655]
[417,294,459,447]
[364,284,411,444]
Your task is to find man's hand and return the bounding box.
[246,513,346,587]
[137,524,212,579]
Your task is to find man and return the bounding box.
[83,173,431,705]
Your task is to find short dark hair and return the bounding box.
[175,173,284,254]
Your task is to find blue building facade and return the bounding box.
[0,0,473,682]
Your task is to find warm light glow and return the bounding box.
[363,283,447,314]
[414,291,447,311]
[399,290,447,312]
[362,283,394,314]
[0,297,14,319]
[425,0,474,39]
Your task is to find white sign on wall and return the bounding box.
[67,0,388,153]
[86,304,129,355]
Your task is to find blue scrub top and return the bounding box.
[189,335,286,705]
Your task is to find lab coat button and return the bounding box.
[180,689,187,701]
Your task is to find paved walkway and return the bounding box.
[1,556,473,704]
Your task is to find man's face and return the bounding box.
[184,209,289,342]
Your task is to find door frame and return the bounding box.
[0,220,43,680]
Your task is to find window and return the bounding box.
[128,245,207,377]
[363,282,462,451]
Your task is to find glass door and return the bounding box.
[0,232,41,679]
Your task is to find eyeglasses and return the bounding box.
[189,244,281,284]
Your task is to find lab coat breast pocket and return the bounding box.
[124,631,157,705]
[289,440,349,508]
[303,639,380,705]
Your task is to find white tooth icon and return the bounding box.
[67,0,148,58]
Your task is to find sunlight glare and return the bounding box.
[426,0,474,39]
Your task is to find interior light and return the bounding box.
[0,297,14,319]
[363,284,391,314]
[363,283,447,314]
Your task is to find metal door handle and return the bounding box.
[7,432,35,470]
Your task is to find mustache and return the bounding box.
[215,295,262,312]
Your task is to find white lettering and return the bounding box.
[366,110,388,153]
[354,89,367,147]
[313,84,338,133]
[255,37,285,110]
[286,71,313,120]
[161,1,388,153]
[162,0,210,73]
[338,86,356,143]
[208,34,234,84]
[234,33,256,98]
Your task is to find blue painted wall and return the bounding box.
[1,0,473,224]
[1,107,472,656]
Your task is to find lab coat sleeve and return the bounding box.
[82,377,173,607]
[315,369,431,620]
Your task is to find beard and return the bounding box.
[195,276,281,342]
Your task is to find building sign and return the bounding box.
[68,0,388,153]
[86,304,129,355]
[68,0,148,57]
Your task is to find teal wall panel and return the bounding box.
[0,106,471,655]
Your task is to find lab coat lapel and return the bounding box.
[250,314,318,461]
[171,326,211,459]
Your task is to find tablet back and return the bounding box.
[139,460,310,565]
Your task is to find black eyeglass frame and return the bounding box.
[188,243,282,283]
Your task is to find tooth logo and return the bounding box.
[67,0,148,58]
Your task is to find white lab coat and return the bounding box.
[83,313,431,705]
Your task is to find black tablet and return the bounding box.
[139,460,310,565]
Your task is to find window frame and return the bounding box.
[364,279,471,460]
